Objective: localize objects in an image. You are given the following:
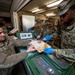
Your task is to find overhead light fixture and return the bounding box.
[47,0,63,8]
[32,9,40,13]
[51,6,57,9]
[49,6,57,10]
[35,10,45,14]
[31,8,43,13]
[46,13,56,17]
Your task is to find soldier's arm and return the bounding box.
[12,39,31,46]
[0,45,36,68]
[7,34,31,47]
[55,49,75,61]
[51,31,58,38]
[0,51,28,68]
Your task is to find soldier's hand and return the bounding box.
[44,47,54,54]
[27,45,36,53]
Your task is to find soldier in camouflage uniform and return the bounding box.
[0,26,36,75]
[54,0,75,61]
[58,0,75,49]
[44,0,75,62]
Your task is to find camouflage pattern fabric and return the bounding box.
[0,35,29,75]
[34,26,43,37]
[42,25,56,38]
[55,49,75,62]
[32,25,56,39]
[54,23,75,62]
[61,23,75,49]
[51,23,75,48]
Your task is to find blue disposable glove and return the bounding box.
[45,35,52,41]
[44,47,54,54]
[28,28,31,32]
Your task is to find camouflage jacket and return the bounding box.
[61,23,75,49]
[0,34,30,75]
[51,23,75,49]
[51,23,75,62]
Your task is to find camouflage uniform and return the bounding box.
[61,23,75,49]
[52,23,75,62]
[32,26,43,39]
[51,0,75,62]
[0,34,30,75]
[55,49,75,62]
[42,25,56,38]
[33,25,56,40]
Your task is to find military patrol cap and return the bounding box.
[58,0,75,16]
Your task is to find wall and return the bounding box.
[18,11,47,20]
[35,14,47,20]
[22,15,35,32]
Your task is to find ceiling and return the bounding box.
[0,0,13,12]
[20,0,58,15]
[0,0,59,15]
